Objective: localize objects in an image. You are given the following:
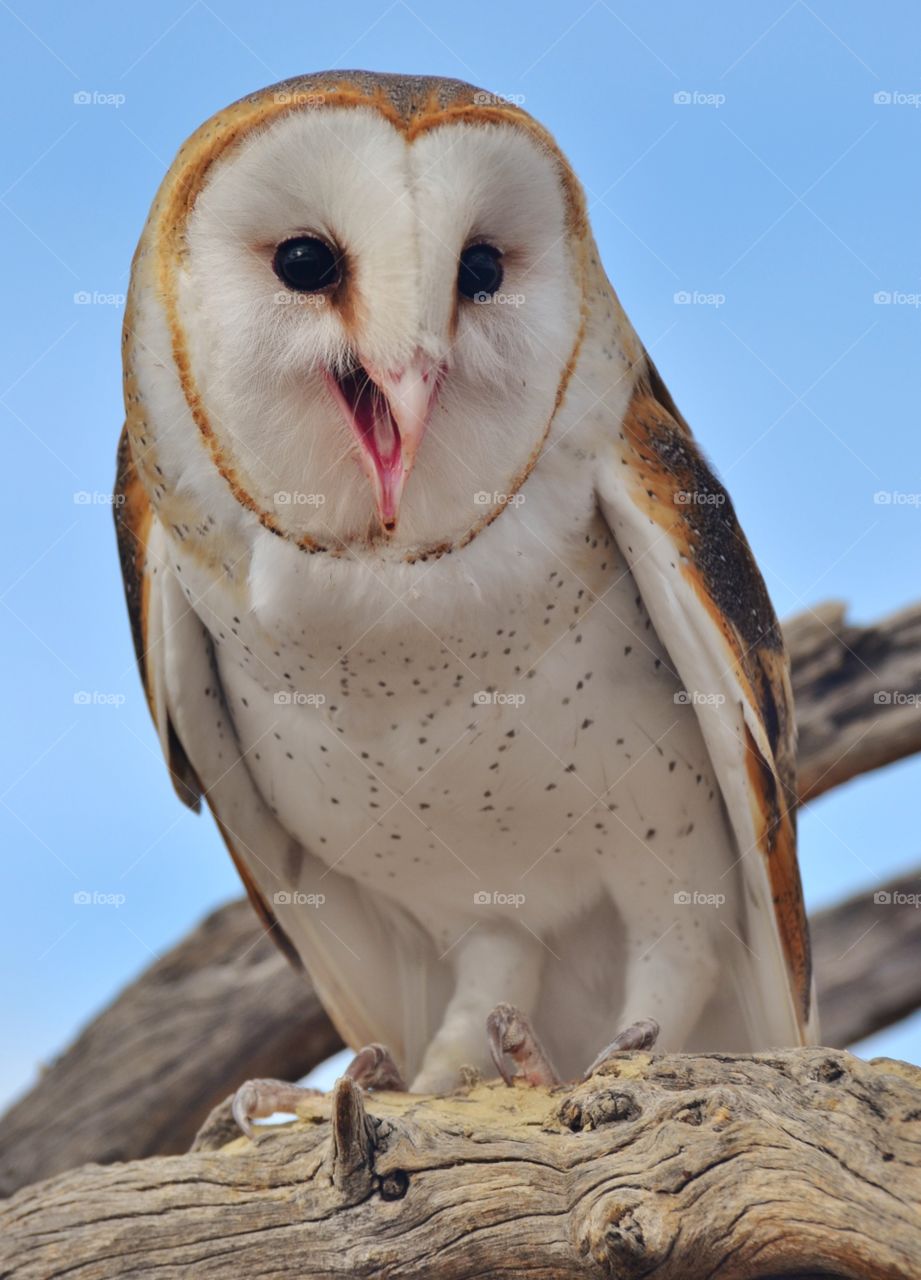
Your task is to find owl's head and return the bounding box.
[129,74,593,554]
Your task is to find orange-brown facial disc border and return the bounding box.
[144,76,588,557]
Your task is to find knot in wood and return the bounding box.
[560,1088,642,1131]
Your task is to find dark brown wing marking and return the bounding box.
[742,722,810,1023]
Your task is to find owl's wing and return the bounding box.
[113,426,299,960]
[595,359,817,1048]
[114,426,442,1071]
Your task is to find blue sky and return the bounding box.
[2,0,920,1109]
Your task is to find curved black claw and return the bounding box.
[344,1043,406,1091]
[486,1002,561,1087]
[583,1018,660,1080]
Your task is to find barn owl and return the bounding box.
[115,71,816,1124]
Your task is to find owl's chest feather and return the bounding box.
[199,504,723,940]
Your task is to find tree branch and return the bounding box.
[787,599,921,802]
[0,899,340,1197]
[2,1050,919,1279]
[812,862,921,1049]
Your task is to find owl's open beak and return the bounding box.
[325,352,443,533]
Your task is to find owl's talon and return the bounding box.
[583,1017,660,1079]
[486,1002,561,1087]
[230,1047,404,1139]
[344,1042,406,1091]
[231,1078,322,1138]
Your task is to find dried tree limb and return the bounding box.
[2,1050,919,1279]
[787,599,921,802]
[0,900,340,1198]
[813,862,921,1049]
[2,599,920,1198]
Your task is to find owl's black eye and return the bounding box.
[273,236,341,292]
[458,243,503,300]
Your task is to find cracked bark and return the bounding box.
[1,1051,919,1279]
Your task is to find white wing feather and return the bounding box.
[596,461,816,1048]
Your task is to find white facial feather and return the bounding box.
[180,108,581,548]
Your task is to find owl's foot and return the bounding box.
[345,1042,406,1091]
[583,1018,660,1079]
[231,1044,405,1137]
[485,1008,659,1089]
[231,1078,322,1138]
[487,1002,561,1087]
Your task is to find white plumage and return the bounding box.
[117,72,816,1094]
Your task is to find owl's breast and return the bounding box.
[204,504,729,949]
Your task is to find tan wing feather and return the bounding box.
[113,425,201,811]
[113,425,305,970]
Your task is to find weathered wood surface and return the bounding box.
[2,599,920,1199]
[0,899,340,1198]
[813,862,921,1050]
[788,599,921,802]
[2,1050,919,1279]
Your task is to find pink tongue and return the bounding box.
[372,402,399,464]
[331,365,403,524]
[374,407,402,528]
